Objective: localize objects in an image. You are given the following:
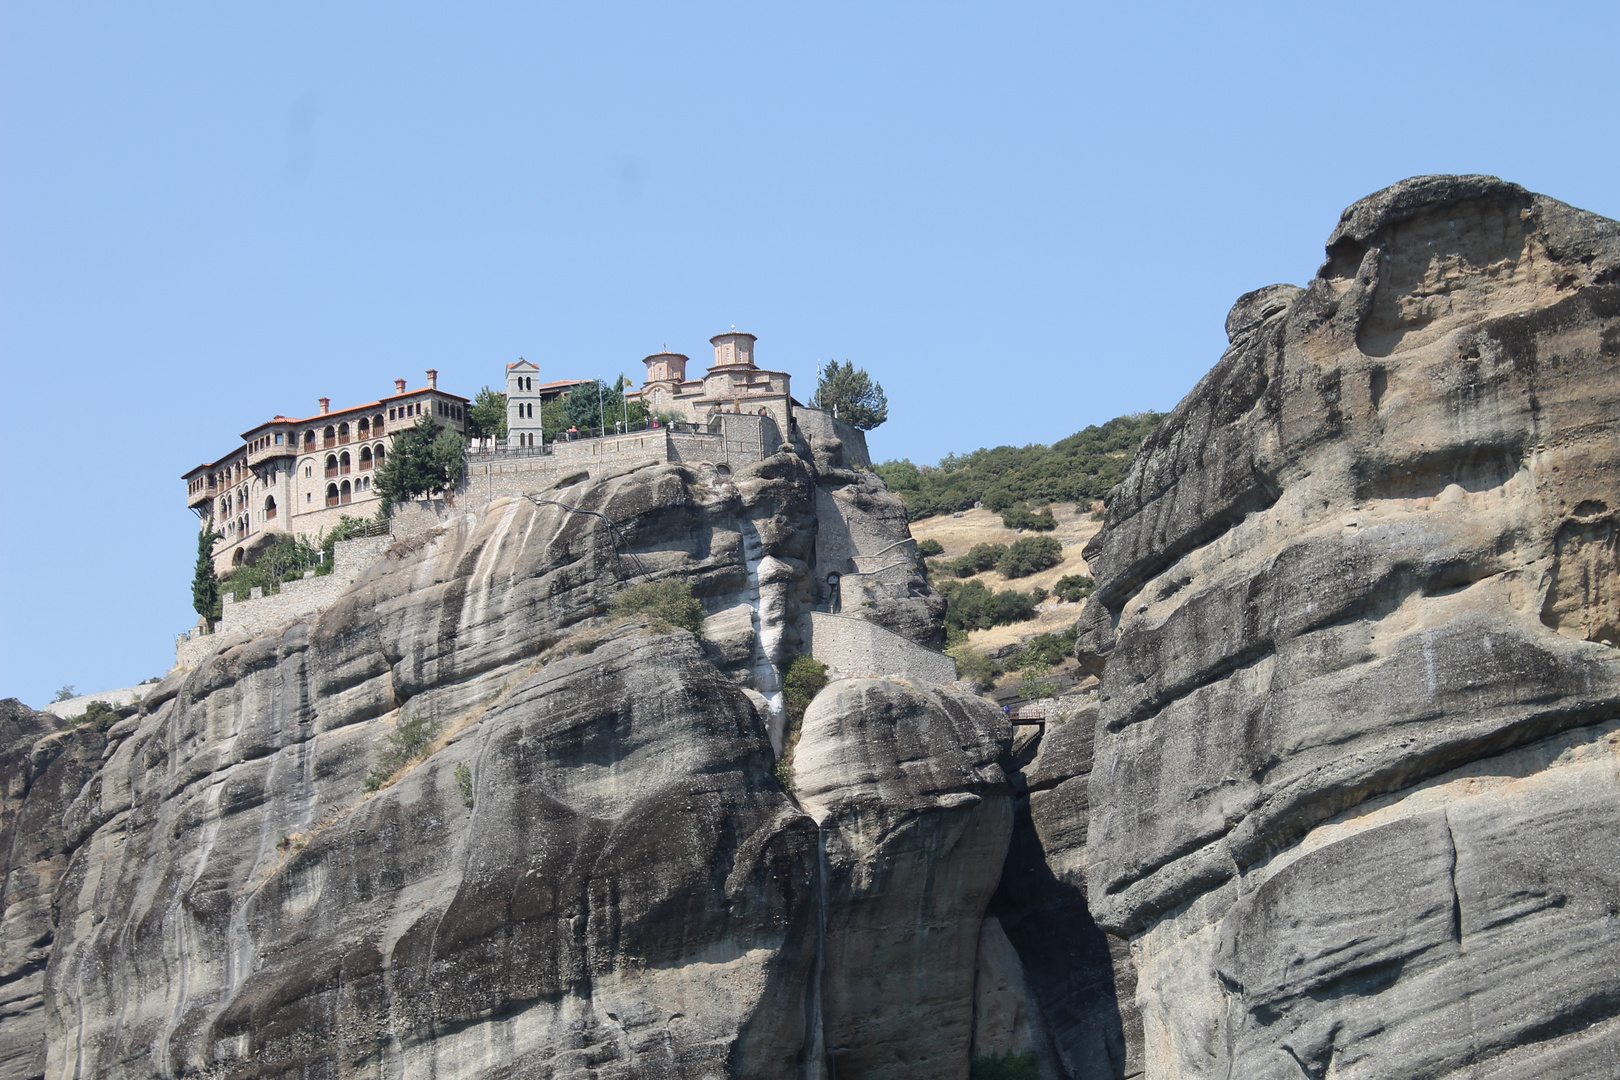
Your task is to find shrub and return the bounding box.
[775,655,829,791]
[363,711,444,792]
[951,543,1008,577]
[1002,624,1079,671]
[948,643,1002,686]
[1053,574,1095,603]
[971,1051,1040,1080]
[998,535,1064,579]
[454,761,474,807]
[1001,505,1057,531]
[69,700,122,732]
[990,588,1038,625]
[916,538,944,558]
[610,580,705,634]
[938,579,1046,636]
[1016,661,1061,702]
[52,685,75,703]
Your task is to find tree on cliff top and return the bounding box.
[466,386,507,442]
[375,415,466,507]
[813,360,888,430]
[191,526,222,620]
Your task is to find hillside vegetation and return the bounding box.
[874,411,1162,522]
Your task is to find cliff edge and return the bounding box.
[1077,175,1620,1078]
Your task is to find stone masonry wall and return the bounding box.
[174,535,393,668]
[807,611,957,685]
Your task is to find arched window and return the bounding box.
[362,476,371,491]
[325,455,339,478]
[339,451,351,474]
[357,417,370,437]
[305,429,317,447]
[339,480,352,505]
[359,446,372,469]
[264,496,277,520]
[338,422,350,444]
[326,483,339,507]
[374,445,386,466]
[233,548,245,566]
[373,413,385,433]
[324,425,336,448]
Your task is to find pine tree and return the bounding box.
[813,360,888,430]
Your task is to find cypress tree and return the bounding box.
[191,527,222,621]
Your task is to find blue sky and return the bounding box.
[3,2,1617,706]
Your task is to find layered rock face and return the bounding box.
[12,437,1037,1079]
[1078,176,1620,1078]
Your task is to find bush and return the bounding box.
[1001,505,1057,531]
[916,538,944,558]
[948,643,1002,685]
[70,700,122,732]
[775,655,829,791]
[1002,625,1079,672]
[364,711,444,792]
[971,1051,1039,1080]
[998,535,1064,579]
[1053,574,1095,603]
[610,580,705,634]
[938,579,1046,637]
[951,543,1008,577]
[990,588,1038,625]
[454,761,474,807]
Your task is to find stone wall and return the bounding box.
[807,611,957,685]
[174,535,393,669]
[40,686,147,719]
[795,406,871,468]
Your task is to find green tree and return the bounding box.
[191,526,222,620]
[1016,661,1060,702]
[1053,574,1095,603]
[564,379,615,433]
[610,579,705,633]
[1001,505,1058,531]
[916,538,944,558]
[52,685,75,703]
[813,360,888,430]
[466,386,508,442]
[375,416,466,507]
[997,535,1063,578]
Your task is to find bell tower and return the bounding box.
[506,359,542,449]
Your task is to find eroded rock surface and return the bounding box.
[793,678,1014,1080]
[12,438,1013,1079]
[1079,175,1620,1078]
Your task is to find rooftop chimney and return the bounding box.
[426,368,438,390]
[318,397,330,414]
[394,378,407,394]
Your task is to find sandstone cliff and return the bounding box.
[1078,175,1620,1078]
[10,174,1616,1080]
[4,432,1096,1079]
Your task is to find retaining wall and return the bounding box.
[807,611,957,686]
[42,685,149,719]
[175,535,394,668]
